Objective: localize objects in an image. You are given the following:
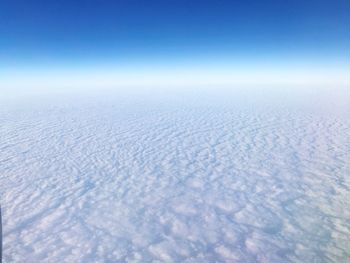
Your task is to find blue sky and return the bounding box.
[1,0,350,88]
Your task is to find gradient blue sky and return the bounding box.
[1,0,350,88]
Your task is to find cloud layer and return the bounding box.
[1,90,350,262]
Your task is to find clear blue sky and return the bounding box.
[0,0,349,87]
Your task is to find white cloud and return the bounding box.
[1,89,350,262]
